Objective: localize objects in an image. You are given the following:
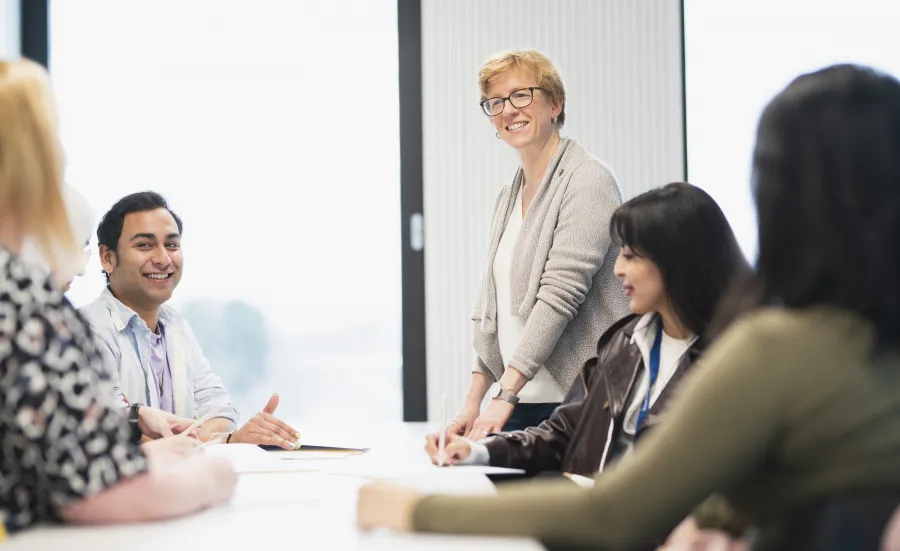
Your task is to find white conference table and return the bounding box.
[6,422,544,551]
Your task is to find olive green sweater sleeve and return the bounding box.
[412,313,795,550]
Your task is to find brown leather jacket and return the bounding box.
[484,314,704,476]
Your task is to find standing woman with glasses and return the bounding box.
[0,59,236,534]
[450,50,630,438]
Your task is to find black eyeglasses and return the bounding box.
[480,87,546,117]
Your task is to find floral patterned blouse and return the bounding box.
[0,249,148,532]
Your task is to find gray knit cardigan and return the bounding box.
[472,137,631,393]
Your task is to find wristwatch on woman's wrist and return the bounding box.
[128,403,143,444]
[493,387,520,407]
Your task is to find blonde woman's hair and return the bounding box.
[478,50,567,127]
[0,59,78,281]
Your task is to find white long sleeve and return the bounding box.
[456,439,490,466]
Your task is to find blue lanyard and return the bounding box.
[635,321,663,433]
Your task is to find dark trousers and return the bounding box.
[501,402,560,432]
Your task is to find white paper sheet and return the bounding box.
[321,460,524,480]
[278,451,356,460]
[203,443,323,473]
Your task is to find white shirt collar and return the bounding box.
[630,312,699,349]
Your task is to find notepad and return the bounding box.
[258,444,369,454]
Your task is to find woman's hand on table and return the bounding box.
[424,431,472,466]
[357,483,420,532]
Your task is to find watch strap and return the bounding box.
[128,403,143,444]
[494,388,520,407]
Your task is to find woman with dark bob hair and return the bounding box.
[357,63,900,550]
[421,182,748,478]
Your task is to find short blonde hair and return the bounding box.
[0,59,77,280]
[478,50,567,127]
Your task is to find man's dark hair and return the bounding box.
[96,191,184,282]
[610,182,750,344]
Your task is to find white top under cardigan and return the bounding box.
[491,185,565,404]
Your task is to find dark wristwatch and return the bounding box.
[128,403,143,444]
[493,387,520,407]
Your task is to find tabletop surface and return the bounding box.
[5,422,544,551]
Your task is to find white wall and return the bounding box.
[684,0,900,261]
[422,0,685,420]
[0,0,19,58]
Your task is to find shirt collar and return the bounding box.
[102,287,172,333]
[630,313,658,346]
[630,312,699,348]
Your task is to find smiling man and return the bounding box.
[80,191,300,449]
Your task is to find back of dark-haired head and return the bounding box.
[611,182,749,341]
[749,63,900,351]
[97,191,183,256]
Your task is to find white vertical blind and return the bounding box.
[421,0,685,419]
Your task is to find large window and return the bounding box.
[52,1,403,423]
[684,0,900,260]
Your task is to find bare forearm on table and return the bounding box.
[60,455,228,524]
